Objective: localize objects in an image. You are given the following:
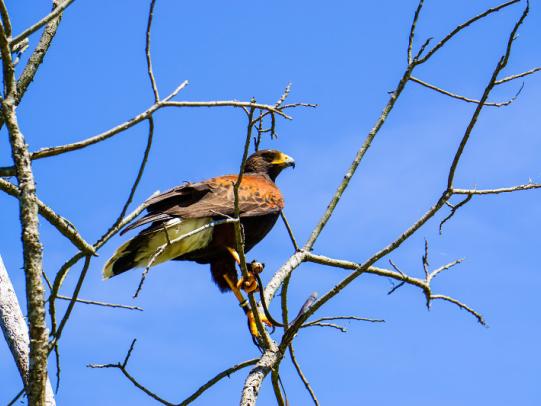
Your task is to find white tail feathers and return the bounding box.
[102,218,214,280]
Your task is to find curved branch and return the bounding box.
[410,76,521,107]
[417,0,520,64]
[89,339,258,406]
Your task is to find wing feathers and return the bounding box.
[120,174,283,234]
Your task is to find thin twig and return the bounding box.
[271,369,286,406]
[49,255,92,348]
[430,259,463,281]
[10,0,75,49]
[304,60,416,250]
[56,295,143,311]
[495,66,541,84]
[407,0,425,64]
[280,211,300,252]
[29,82,187,161]
[431,294,486,325]
[410,76,521,107]
[303,315,385,326]
[88,339,174,406]
[447,2,529,189]
[180,359,259,405]
[89,338,258,406]
[387,259,406,295]
[162,100,292,119]
[288,344,317,405]
[303,253,484,325]
[439,194,472,234]
[145,0,160,102]
[453,183,541,195]
[302,322,348,333]
[416,0,520,64]
[6,389,25,406]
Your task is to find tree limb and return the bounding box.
[0,255,56,405]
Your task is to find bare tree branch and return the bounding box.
[271,369,286,406]
[10,0,75,49]
[289,344,319,405]
[447,2,529,190]
[29,81,187,161]
[162,100,292,119]
[453,183,541,195]
[431,294,486,325]
[407,0,425,64]
[55,295,143,311]
[0,19,49,404]
[303,252,484,325]
[48,194,156,343]
[495,66,541,84]
[280,211,300,252]
[145,0,159,102]
[303,315,385,327]
[304,62,415,250]
[89,338,258,406]
[416,0,520,64]
[410,76,521,106]
[0,1,12,38]
[439,194,472,234]
[0,255,56,405]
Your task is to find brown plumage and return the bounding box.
[103,150,295,293]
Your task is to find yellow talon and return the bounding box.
[226,247,241,264]
[247,309,273,337]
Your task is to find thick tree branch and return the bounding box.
[0,1,12,38]
[0,255,55,405]
[0,21,49,405]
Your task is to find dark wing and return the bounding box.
[121,174,284,234]
[120,182,212,235]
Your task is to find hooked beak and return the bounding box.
[272,153,295,169]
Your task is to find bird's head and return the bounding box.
[245,149,295,181]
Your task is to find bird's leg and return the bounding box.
[225,246,257,293]
[223,273,266,337]
[223,250,272,336]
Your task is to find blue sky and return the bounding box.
[1,0,541,404]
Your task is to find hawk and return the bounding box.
[103,149,295,336]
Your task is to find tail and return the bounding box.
[102,239,139,280]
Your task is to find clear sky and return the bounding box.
[1,1,541,405]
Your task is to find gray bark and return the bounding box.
[0,254,55,405]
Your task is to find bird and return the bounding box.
[103,149,295,336]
